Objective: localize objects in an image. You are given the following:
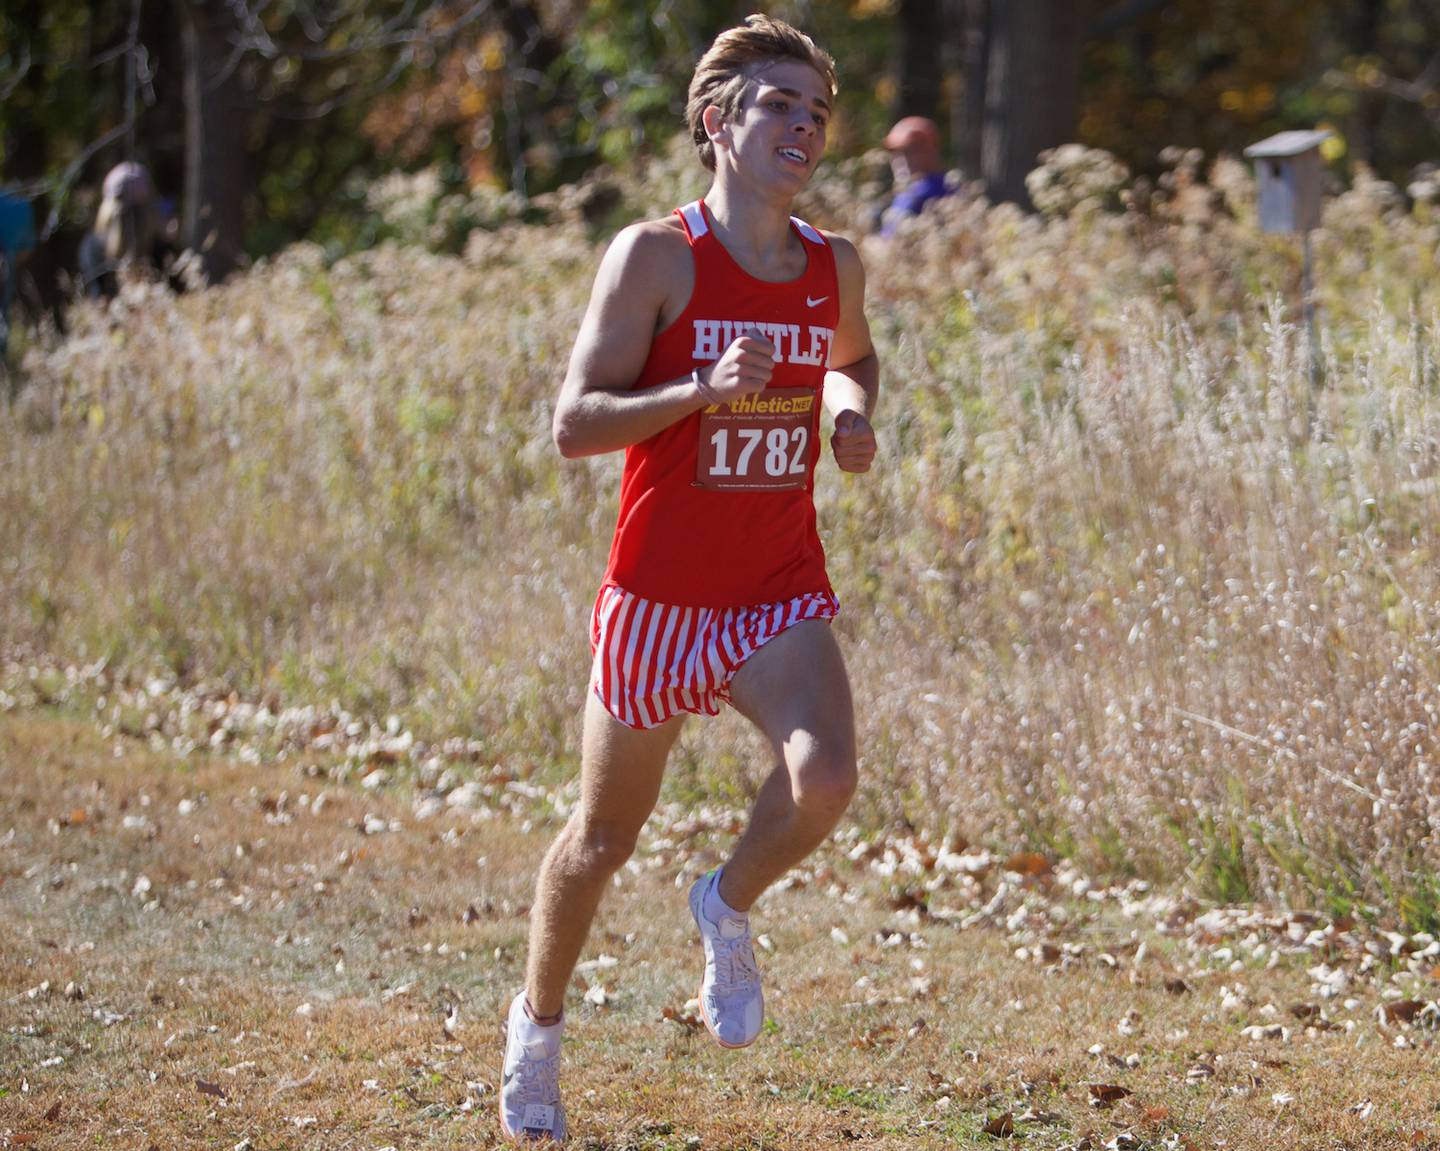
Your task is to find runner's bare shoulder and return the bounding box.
[818,229,862,274]
[592,215,694,330]
[818,230,866,306]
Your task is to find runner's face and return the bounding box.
[724,60,830,188]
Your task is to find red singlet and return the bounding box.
[601,200,840,608]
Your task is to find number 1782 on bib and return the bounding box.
[695,388,816,491]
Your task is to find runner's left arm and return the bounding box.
[822,235,879,474]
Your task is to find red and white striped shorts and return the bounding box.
[588,584,840,729]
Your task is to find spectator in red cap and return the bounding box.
[880,115,950,235]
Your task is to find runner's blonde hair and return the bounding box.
[686,14,838,172]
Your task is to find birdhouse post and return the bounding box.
[1244,130,1332,390]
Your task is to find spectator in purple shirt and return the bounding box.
[879,116,950,236]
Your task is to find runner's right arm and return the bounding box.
[552,222,773,459]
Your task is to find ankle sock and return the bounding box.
[704,869,745,924]
[521,997,564,1032]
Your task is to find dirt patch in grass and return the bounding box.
[3,713,1438,1148]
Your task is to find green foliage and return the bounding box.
[6,0,1440,276]
[1,0,133,216]
[1194,815,1256,905]
[1082,0,1440,178]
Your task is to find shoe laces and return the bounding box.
[509,1043,561,1104]
[709,920,761,990]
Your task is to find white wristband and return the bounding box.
[692,368,723,406]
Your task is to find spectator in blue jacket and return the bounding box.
[0,188,36,363]
[880,116,950,236]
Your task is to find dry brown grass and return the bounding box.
[3,145,1440,919]
[5,712,1440,1148]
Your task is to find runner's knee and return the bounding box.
[570,818,640,877]
[789,744,857,817]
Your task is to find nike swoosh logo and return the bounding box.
[806,295,828,308]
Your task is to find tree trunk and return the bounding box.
[896,0,944,122]
[178,0,247,283]
[1346,0,1385,167]
[981,0,1084,207]
[496,0,565,197]
[955,0,989,176]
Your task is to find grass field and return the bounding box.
[4,702,1440,1148]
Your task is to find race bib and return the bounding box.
[696,388,816,491]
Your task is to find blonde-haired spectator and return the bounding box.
[78,162,171,299]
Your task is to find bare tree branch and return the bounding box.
[263,43,415,119]
[222,0,493,62]
[124,0,143,156]
[1324,63,1440,130]
[24,120,132,238]
[0,45,30,104]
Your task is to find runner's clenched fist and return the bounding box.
[830,408,876,473]
[697,330,775,404]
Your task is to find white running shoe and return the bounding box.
[688,868,764,1048]
[499,993,566,1143]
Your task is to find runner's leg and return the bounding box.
[524,690,685,1017]
[719,619,857,911]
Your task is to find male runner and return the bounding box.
[500,14,879,1142]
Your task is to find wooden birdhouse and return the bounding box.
[1243,130,1332,234]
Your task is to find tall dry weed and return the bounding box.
[4,146,1440,919]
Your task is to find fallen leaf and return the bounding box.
[582,984,609,1007]
[275,1070,318,1093]
[1143,1105,1170,1123]
[195,1079,226,1099]
[661,1005,701,1032]
[1289,1003,1320,1020]
[1382,1000,1426,1025]
[982,1111,1015,1137]
[44,1101,62,1122]
[1240,1023,1289,1042]
[1088,1084,1132,1108]
[1004,852,1052,878]
[851,1024,897,1050]
[1164,978,1190,995]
